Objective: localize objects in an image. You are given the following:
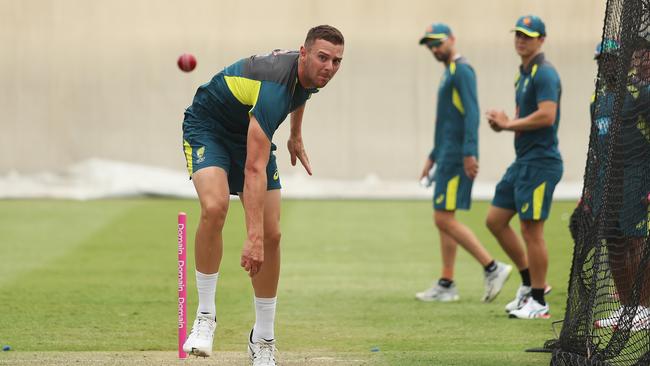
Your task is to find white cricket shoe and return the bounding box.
[482,262,512,302]
[595,306,650,331]
[509,298,550,319]
[505,285,532,313]
[632,307,650,331]
[248,330,277,366]
[183,313,216,357]
[594,306,627,329]
[415,283,460,302]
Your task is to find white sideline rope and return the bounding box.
[0,159,582,200]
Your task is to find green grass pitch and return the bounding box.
[0,199,577,365]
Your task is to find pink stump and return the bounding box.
[178,212,188,359]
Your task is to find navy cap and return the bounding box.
[419,23,452,46]
[594,39,621,59]
[513,15,546,38]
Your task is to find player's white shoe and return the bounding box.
[248,330,277,366]
[415,283,459,302]
[482,262,512,302]
[632,307,650,331]
[595,306,650,331]
[183,313,216,357]
[594,306,627,329]
[505,285,532,313]
[508,298,550,319]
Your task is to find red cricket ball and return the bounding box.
[177,53,197,72]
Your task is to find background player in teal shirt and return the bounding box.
[588,41,650,331]
[416,23,512,304]
[486,15,562,319]
[584,39,620,218]
[181,26,344,364]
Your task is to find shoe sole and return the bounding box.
[508,312,551,319]
[186,348,211,357]
[483,265,513,303]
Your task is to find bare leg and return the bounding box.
[627,238,650,307]
[192,167,230,273]
[239,189,282,298]
[486,206,528,270]
[609,238,631,305]
[183,167,230,356]
[439,229,458,280]
[434,210,492,266]
[241,189,282,343]
[520,220,548,290]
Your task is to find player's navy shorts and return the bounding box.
[182,116,281,195]
[620,166,649,237]
[433,164,473,211]
[492,162,563,221]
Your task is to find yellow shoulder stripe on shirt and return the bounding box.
[515,73,521,88]
[449,61,465,115]
[224,76,262,111]
[452,88,464,115]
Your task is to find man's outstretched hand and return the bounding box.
[287,137,312,175]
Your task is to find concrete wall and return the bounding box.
[0,0,606,183]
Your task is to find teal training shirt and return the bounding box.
[586,82,649,215]
[588,86,616,215]
[591,88,615,140]
[621,82,650,167]
[185,50,317,143]
[428,56,479,165]
[514,53,562,165]
[591,83,649,148]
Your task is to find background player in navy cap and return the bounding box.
[416,23,512,304]
[485,15,563,319]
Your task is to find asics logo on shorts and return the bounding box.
[521,203,530,213]
[436,194,445,204]
[273,170,279,181]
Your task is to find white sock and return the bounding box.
[196,270,218,316]
[252,296,277,342]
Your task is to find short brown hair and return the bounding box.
[305,25,344,49]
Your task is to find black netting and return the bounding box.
[552,0,650,365]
